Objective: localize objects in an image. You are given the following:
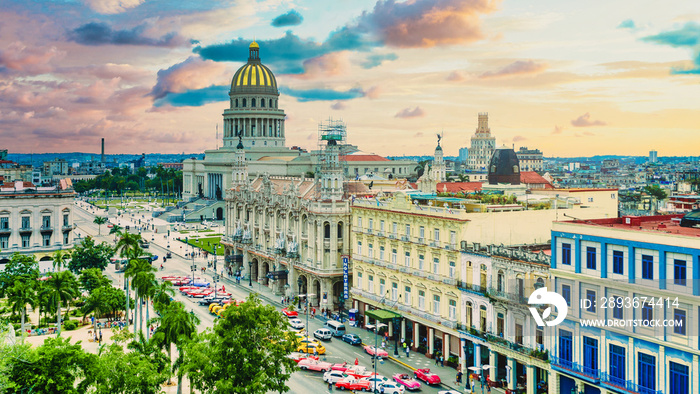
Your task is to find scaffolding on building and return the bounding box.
[314,118,349,198]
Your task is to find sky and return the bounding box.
[1,0,699,158]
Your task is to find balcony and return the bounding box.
[40,226,53,234]
[457,281,487,295]
[601,372,662,394]
[0,226,10,235]
[484,334,548,361]
[18,227,32,234]
[488,287,528,304]
[551,356,600,383]
[400,236,409,242]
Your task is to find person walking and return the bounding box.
[456,370,463,385]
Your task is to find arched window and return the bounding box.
[261,99,265,108]
[337,222,343,238]
[497,270,504,292]
[242,98,247,107]
[251,98,256,107]
[324,222,331,239]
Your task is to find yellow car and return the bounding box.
[294,334,320,346]
[208,303,220,313]
[210,305,223,315]
[216,303,233,317]
[297,342,326,355]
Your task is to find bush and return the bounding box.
[64,320,78,331]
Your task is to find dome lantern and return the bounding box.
[230,41,278,94]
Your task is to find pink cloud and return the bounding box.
[479,60,547,79]
[395,106,425,118]
[292,52,348,80]
[331,102,346,110]
[571,112,606,127]
[150,56,228,99]
[0,41,64,75]
[359,0,499,48]
[364,85,382,99]
[446,71,465,81]
[513,135,526,142]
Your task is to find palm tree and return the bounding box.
[152,281,175,310]
[109,224,123,237]
[7,280,37,334]
[116,232,142,260]
[51,249,69,272]
[126,259,156,337]
[93,216,108,235]
[46,271,79,336]
[152,302,200,391]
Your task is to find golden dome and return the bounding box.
[249,41,259,49]
[230,42,278,93]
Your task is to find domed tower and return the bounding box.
[222,41,286,149]
[488,145,520,185]
[432,134,446,182]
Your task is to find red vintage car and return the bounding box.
[286,352,319,364]
[331,361,350,372]
[298,358,333,372]
[343,365,373,379]
[414,368,441,385]
[281,307,299,318]
[364,345,389,358]
[393,373,422,390]
[335,377,371,391]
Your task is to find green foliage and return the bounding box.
[64,320,78,331]
[181,236,224,255]
[79,268,112,293]
[82,286,126,321]
[643,184,668,200]
[73,166,182,196]
[182,293,297,394]
[46,271,80,335]
[69,237,114,274]
[6,280,37,330]
[93,216,108,235]
[91,341,168,394]
[0,253,39,297]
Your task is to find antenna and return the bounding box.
[215,124,219,149]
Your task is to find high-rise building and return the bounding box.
[516,147,544,172]
[467,113,496,171]
[649,150,658,163]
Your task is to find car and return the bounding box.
[208,303,221,313]
[379,381,406,394]
[364,345,389,358]
[437,391,462,394]
[286,352,319,364]
[361,375,388,392]
[392,373,421,391]
[298,358,333,372]
[107,224,114,228]
[335,377,371,391]
[330,361,350,372]
[414,368,441,385]
[294,334,320,346]
[282,308,298,318]
[297,342,326,355]
[288,318,305,330]
[341,333,362,345]
[343,365,373,379]
[323,370,346,384]
[313,328,333,341]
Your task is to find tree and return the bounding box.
[93,216,108,235]
[116,232,143,260]
[6,280,37,332]
[128,260,156,339]
[52,249,70,272]
[0,253,39,297]
[46,271,80,336]
[68,237,114,274]
[644,184,668,200]
[91,341,168,394]
[152,302,199,392]
[109,224,123,236]
[182,293,297,394]
[7,336,96,393]
[82,286,126,324]
[152,280,175,311]
[79,268,111,294]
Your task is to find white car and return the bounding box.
[323,370,346,384]
[288,318,305,330]
[380,381,406,394]
[362,375,388,392]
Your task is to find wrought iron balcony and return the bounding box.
[40,225,53,233]
[551,356,599,382]
[18,227,32,234]
[600,372,662,394]
[457,281,487,295]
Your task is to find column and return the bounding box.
[507,357,516,390]
[548,370,559,394]
[388,320,394,337]
[401,319,406,341]
[460,338,467,373]
[526,365,535,394]
[413,322,419,351]
[489,350,498,380]
[443,333,450,361]
[474,344,481,368]
[428,327,434,355]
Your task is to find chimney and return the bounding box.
[101,138,105,163]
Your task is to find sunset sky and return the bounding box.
[1,0,699,157]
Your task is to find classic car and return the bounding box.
[363,345,389,358]
[393,373,422,390]
[414,368,441,385]
[298,358,333,372]
[335,377,371,391]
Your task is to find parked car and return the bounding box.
[380,381,406,394]
[323,370,346,384]
[281,308,298,318]
[341,333,362,345]
[297,342,326,355]
[343,365,373,379]
[414,368,441,385]
[298,358,332,372]
[393,373,421,390]
[335,377,371,391]
[361,375,388,392]
[288,318,305,330]
[364,345,389,358]
[286,352,319,364]
[313,328,333,341]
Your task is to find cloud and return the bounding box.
[150,56,228,99]
[356,0,498,48]
[0,42,64,75]
[571,113,606,127]
[361,53,398,69]
[279,86,365,102]
[82,0,145,14]
[552,125,564,134]
[153,85,229,107]
[617,19,636,29]
[68,22,187,47]
[479,60,547,79]
[292,53,349,79]
[512,135,526,142]
[364,85,382,99]
[271,10,303,27]
[446,71,465,81]
[330,102,346,110]
[643,22,700,48]
[394,106,425,118]
[583,131,595,136]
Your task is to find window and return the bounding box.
[449,300,456,320]
[536,328,544,346]
[368,275,374,292]
[583,337,598,374]
[242,98,246,107]
[42,234,50,246]
[497,272,504,292]
[63,233,69,245]
[42,215,50,228]
[261,99,265,107]
[357,217,363,228]
[379,246,385,260]
[251,98,256,107]
[642,254,654,280]
[368,219,373,231]
[391,282,398,301]
[0,236,8,249]
[559,330,573,366]
[641,302,653,323]
[613,250,624,275]
[586,290,596,313]
[562,285,571,306]
[21,216,30,229]
[450,231,456,247]
[586,246,597,270]
[419,226,424,239]
[674,309,686,335]
[418,254,424,271]
[405,224,410,237]
[515,323,523,344]
[404,252,410,267]
[613,296,623,319]
[0,217,8,229]
[669,362,689,394]
[674,259,687,286]
[638,353,656,393]
[380,220,385,233]
[496,313,504,336]
[562,243,571,265]
[392,222,397,236]
[21,234,30,248]
[379,279,385,296]
[433,295,440,314]
[391,249,397,264]
[357,241,362,255]
[433,228,440,241]
[404,286,411,304]
[609,344,626,384]
[357,272,363,289]
[449,261,456,278]
[418,290,425,310]
[433,258,439,274]
[368,244,373,258]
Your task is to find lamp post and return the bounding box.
[248,261,253,287]
[297,278,303,309]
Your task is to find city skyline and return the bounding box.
[1,0,698,157]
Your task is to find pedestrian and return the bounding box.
[328,380,333,391]
[99,330,103,343]
[440,354,444,367]
[435,353,439,366]
[456,370,463,384]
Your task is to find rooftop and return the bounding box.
[565,214,700,237]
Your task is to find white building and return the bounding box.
[467,113,496,171]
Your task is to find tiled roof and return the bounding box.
[341,155,390,162]
[436,182,483,193]
[520,171,553,188]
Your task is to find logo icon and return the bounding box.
[528,287,568,327]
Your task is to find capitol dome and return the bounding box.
[230,42,278,94]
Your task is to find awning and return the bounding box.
[365,309,401,321]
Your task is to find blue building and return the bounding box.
[550,214,698,394]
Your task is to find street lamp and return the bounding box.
[297,277,303,309]
[248,261,253,287]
